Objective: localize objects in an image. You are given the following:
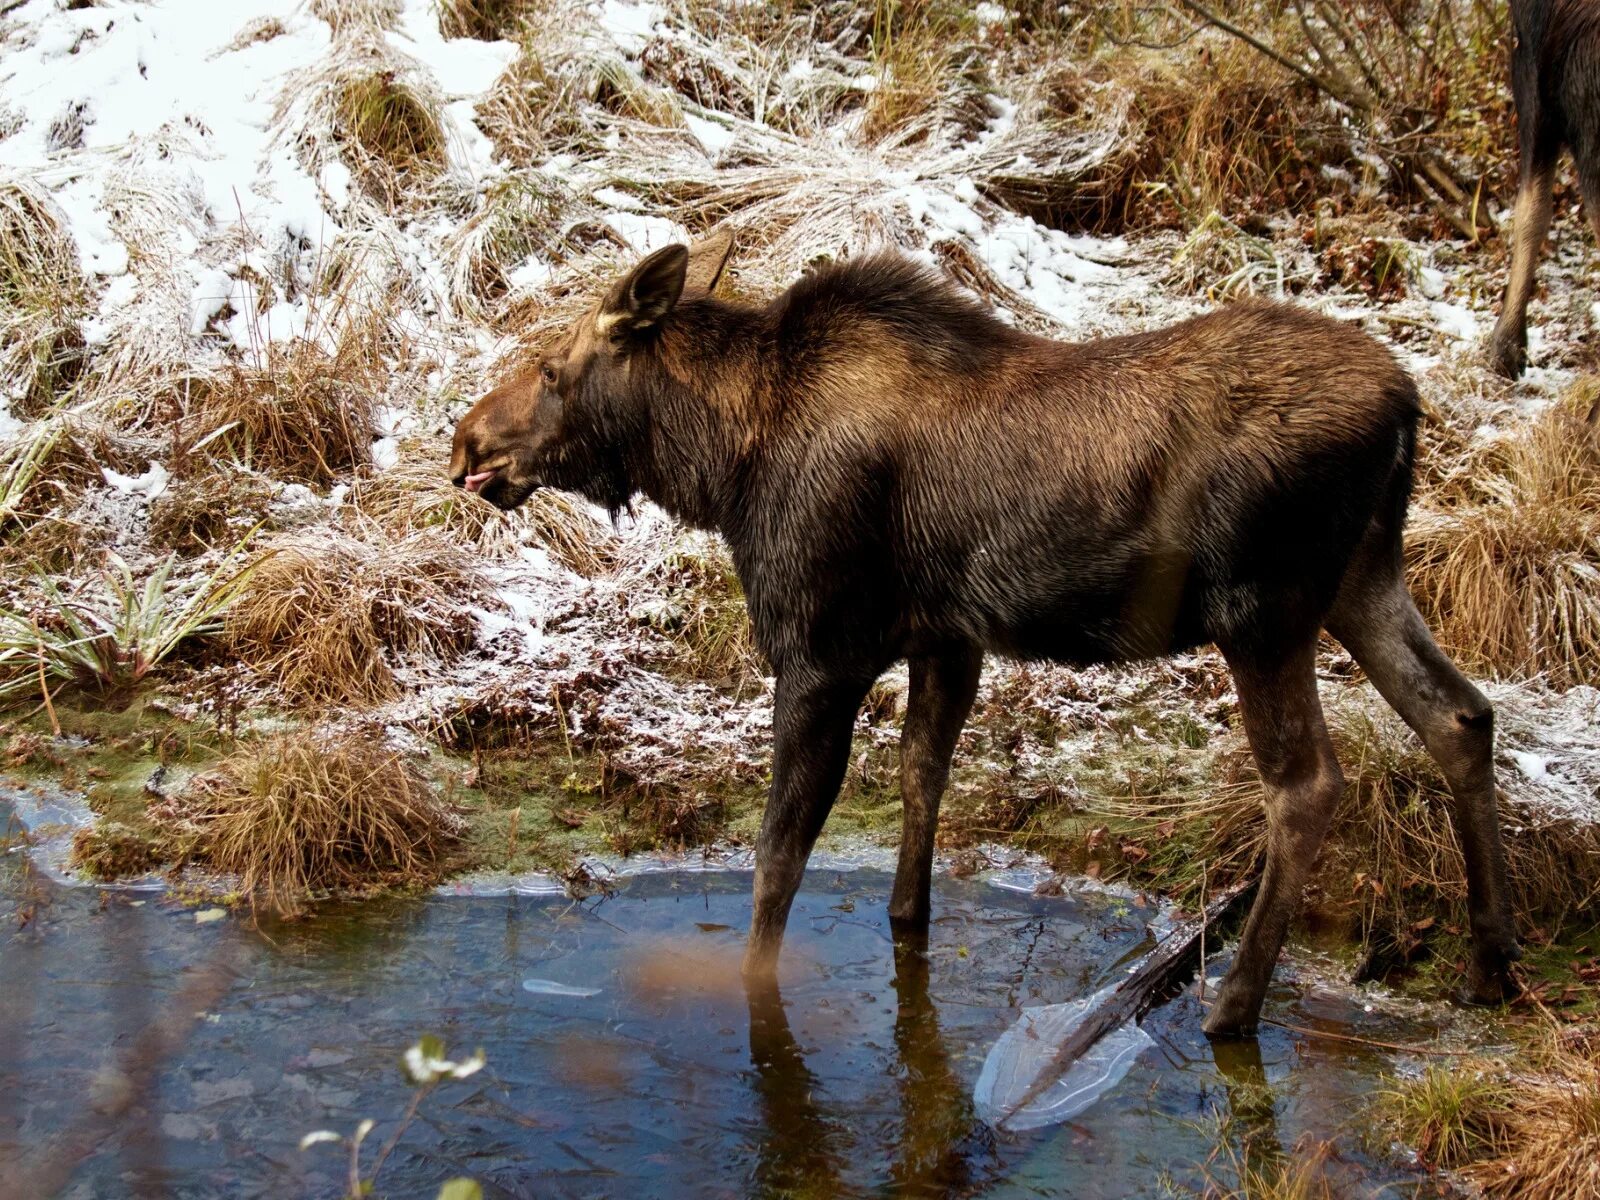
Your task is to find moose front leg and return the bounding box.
[743,670,872,980]
[889,646,982,929]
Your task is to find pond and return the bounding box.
[2,814,1447,1199]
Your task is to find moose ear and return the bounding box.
[598,244,688,337]
[683,229,735,298]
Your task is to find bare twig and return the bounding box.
[1174,0,1367,108]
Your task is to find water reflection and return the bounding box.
[1211,1037,1287,1182]
[747,981,847,1196]
[0,852,1446,1199]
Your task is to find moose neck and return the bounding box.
[623,300,768,534]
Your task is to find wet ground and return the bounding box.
[1,826,1450,1199]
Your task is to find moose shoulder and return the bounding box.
[451,238,1519,1036]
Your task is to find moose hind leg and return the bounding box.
[1327,579,1520,1003]
[1205,641,1344,1037]
[889,646,982,929]
[1487,157,1556,379]
[744,670,871,981]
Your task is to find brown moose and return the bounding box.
[451,235,1518,1035]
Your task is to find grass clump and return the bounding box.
[0,179,90,415]
[349,440,613,571]
[178,338,378,486]
[177,731,460,914]
[1374,1065,1513,1170]
[226,525,481,706]
[1073,694,1600,972]
[334,66,447,202]
[635,542,762,690]
[437,0,539,40]
[0,549,258,710]
[147,469,278,556]
[1466,1024,1600,1199]
[443,175,570,321]
[1407,390,1600,686]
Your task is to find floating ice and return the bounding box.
[522,978,602,998]
[973,983,1154,1132]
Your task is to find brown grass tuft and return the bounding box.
[176,339,378,486]
[334,65,447,200]
[226,525,482,706]
[1467,1024,1600,1199]
[1407,391,1600,686]
[1082,695,1600,961]
[636,541,763,689]
[0,179,91,415]
[1374,1020,1600,1198]
[348,438,614,572]
[1375,1064,1513,1171]
[177,730,459,914]
[147,469,278,556]
[437,0,540,40]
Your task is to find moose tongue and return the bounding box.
[463,470,496,493]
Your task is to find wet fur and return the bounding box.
[1488,0,1600,377]
[454,247,1520,1034]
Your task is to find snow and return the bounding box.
[101,462,170,501]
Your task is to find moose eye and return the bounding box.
[540,363,558,387]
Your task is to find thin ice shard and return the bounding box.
[973,983,1155,1131]
[521,978,602,997]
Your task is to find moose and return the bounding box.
[451,234,1519,1035]
[1487,0,1600,377]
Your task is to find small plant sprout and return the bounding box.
[300,1037,486,1200]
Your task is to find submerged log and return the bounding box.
[995,880,1258,1124]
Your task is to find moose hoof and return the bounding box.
[1486,330,1528,380]
[1460,943,1522,1007]
[1202,994,1261,1039]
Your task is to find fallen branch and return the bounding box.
[1002,879,1257,1119]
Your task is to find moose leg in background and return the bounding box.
[1488,157,1558,378]
[1204,642,1345,1036]
[743,669,874,978]
[889,646,983,929]
[1327,579,1521,1003]
[1488,4,1561,380]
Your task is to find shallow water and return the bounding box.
[1,834,1443,1198]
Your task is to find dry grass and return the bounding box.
[437,0,541,40]
[442,174,572,321]
[0,178,90,415]
[275,38,447,209]
[1375,1020,1600,1198]
[334,67,447,195]
[226,525,482,706]
[147,469,278,557]
[860,0,986,144]
[1407,389,1600,687]
[1375,1064,1514,1170]
[632,542,763,689]
[176,338,378,486]
[175,730,460,914]
[1082,694,1600,959]
[1467,1024,1600,1199]
[348,439,614,572]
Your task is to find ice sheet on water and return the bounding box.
[973,983,1154,1132]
